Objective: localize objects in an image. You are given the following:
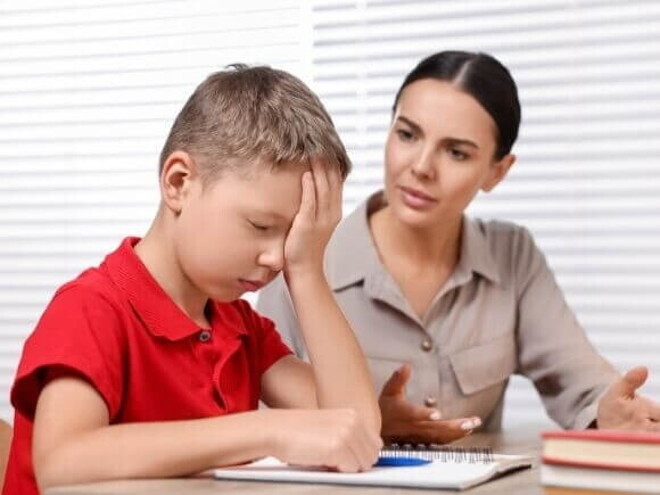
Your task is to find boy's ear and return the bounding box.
[481,154,516,193]
[160,151,198,214]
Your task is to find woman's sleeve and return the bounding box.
[512,227,620,429]
[256,274,308,361]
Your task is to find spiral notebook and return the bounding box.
[213,445,534,490]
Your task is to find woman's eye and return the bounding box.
[450,148,468,161]
[396,129,415,142]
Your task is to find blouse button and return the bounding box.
[198,330,212,342]
[424,396,438,408]
[420,339,433,352]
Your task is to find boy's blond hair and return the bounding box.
[159,64,351,182]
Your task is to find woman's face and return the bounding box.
[383,78,514,230]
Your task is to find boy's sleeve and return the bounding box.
[11,284,126,421]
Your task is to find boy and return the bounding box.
[3,65,382,495]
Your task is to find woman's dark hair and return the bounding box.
[393,51,521,159]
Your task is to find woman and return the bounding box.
[258,51,659,443]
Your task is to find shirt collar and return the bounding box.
[103,237,248,341]
[326,194,384,291]
[459,216,501,284]
[327,191,501,290]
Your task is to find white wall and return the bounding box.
[1,0,659,428]
[309,0,660,427]
[0,0,310,421]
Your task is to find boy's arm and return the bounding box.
[34,375,379,489]
[33,376,269,489]
[286,270,381,434]
[260,355,317,408]
[268,162,381,435]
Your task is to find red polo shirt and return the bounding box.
[3,237,292,495]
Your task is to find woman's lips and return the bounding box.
[399,186,437,210]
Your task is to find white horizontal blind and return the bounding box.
[0,0,308,421]
[311,0,660,427]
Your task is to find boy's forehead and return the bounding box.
[248,206,295,222]
[217,164,306,220]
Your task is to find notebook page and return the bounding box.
[214,454,533,490]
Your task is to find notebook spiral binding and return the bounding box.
[381,443,494,464]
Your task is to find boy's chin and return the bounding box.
[205,277,274,302]
[204,285,245,303]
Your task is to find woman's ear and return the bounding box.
[160,151,198,214]
[481,154,516,193]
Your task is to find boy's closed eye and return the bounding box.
[244,206,296,235]
[248,220,272,232]
[246,216,291,234]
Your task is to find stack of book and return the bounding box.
[541,429,660,494]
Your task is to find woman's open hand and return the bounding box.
[379,364,481,444]
[597,366,660,431]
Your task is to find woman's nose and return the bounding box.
[410,148,436,180]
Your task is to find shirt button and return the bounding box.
[424,396,437,408]
[198,330,212,342]
[420,339,433,352]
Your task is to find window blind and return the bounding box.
[0,0,308,421]
[310,0,660,426]
[2,0,659,430]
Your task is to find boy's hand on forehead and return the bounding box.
[283,160,342,278]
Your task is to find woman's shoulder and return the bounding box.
[324,198,369,253]
[469,217,537,248]
[323,199,375,286]
[467,217,545,278]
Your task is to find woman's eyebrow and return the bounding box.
[396,115,422,134]
[398,115,480,149]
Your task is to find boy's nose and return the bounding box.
[258,244,284,272]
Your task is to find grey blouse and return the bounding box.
[257,192,619,430]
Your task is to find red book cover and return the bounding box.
[542,430,660,444]
[541,430,660,473]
